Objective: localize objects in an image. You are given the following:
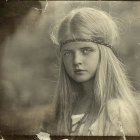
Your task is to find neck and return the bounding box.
[72,79,93,115]
[81,79,93,96]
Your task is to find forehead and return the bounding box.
[61,42,98,50]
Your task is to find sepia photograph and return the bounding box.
[0,1,140,140]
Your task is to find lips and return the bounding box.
[74,69,86,74]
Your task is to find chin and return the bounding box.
[73,77,91,83]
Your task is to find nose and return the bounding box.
[73,52,82,66]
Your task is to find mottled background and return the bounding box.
[0,1,140,135]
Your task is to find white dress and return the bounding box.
[71,113,125,137]
[70,99,140,138]
[36,111,126,140]
[37,99,139,139]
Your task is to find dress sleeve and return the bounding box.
[107,107,126,138]
[89,99,139,137]
[107,99,139,136]
[89,100,126,137]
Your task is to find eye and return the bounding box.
[63,51,72,56]
[82,48,93,55]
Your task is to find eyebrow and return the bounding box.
[62,49,73,52]
[80,47,94,50]
[62,46,95,51]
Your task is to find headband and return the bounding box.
[60,38,113,49]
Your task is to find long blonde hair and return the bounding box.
[52,7,140,135]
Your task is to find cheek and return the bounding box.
[86,53,99,72]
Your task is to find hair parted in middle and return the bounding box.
[51,7,140,135]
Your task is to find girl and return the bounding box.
[43,7,140,138]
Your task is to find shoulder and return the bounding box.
[106,99,134,124]
[106,99,138,117]
[106,99,132,116]
[106,99,140,135]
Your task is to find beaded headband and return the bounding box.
[60,38,113,49]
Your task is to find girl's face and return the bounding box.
[61,42,99,83]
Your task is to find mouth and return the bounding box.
[74,69,86,74]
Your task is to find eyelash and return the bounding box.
[63,48,94,56]
[63,51,72,56]
[82,48,93,54]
